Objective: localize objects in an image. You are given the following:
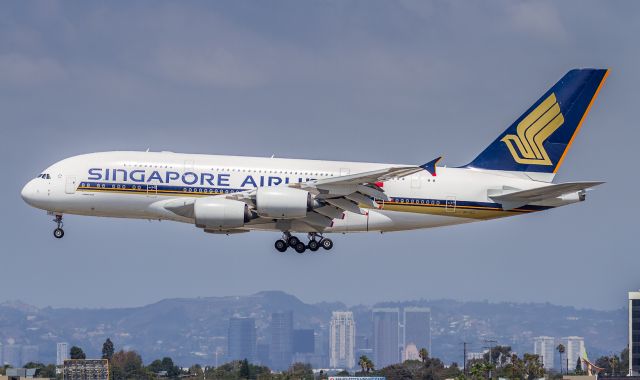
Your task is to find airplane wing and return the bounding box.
[164,160,438,232]
[490,181,604,210]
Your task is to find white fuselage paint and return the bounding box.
[21,151,577,234]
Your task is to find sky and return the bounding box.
[1,0,638,310]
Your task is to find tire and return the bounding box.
[288,236,300,247]
[274,239,288,252]
[321,238,333,250]
[294,242,306,254]
[53,228,65,239]
[308,240,320,251]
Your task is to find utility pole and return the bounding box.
[463,342,468,376]
[483,339,497,379]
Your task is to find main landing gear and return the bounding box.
[274,233,333,254]
[53,214,65,239]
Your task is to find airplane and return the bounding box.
[21,68,608,253]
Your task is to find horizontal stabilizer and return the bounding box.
[490,181,604,210]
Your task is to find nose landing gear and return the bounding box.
[53,214,64,239]
[273,232,333,253]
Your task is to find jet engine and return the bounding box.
[256,187,311,219]
[194,198,251,229]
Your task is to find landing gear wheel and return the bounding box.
[53,228,65,239]
[321,238,333,250]
[275,239,288,252]
[294,242,307,254]
[288,236,300,247]
[308,240,320,251]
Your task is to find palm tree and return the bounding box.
[358,355,368,373]
[419,348,429,364]
[365,358,374,373]
[556,344,566,374]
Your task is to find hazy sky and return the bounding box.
[1,1,638,310]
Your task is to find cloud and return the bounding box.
[0,53,66,86]
[505,1,567,42]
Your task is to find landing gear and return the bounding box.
[275,239,288,252]
[273,232,334,253]
[294,242,306,254]
[307,239,320,251]
[320,237,333,250]
[287,235,300,247]
[53,214,64,239]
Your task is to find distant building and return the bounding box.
[373,308,400,368]
[21,345,39,366]
[404,307,431,356]
[63,359,109,380]
[563,336,585,371]
[404,343,420,361]
[631,291,640,375]
[269,311,294,370]
[293,329,315,353]
[533,336,555,370]
[329,311,356,369]
[228,317,257,362]
[57,342,69,366]
[3,344,21,367]
[256,343,270,366]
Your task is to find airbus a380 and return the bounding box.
[21,69,608,253]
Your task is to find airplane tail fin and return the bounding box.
[464,68,609,180]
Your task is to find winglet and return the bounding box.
[420,156,442,176]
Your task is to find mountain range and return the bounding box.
[0,291,627,367]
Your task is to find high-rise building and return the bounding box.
[533,336,555,370]
[329,311,356,369]
[403,307,431,358]
[631,291,640,375]
[563,336,585,372]
[21,345,39,366]
[57,342,69,366]
[293,329,315,354]
[270,311,293,370]
[373,308,400,368]
[228,317,257,362]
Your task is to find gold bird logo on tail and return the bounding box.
[501,93,564,165]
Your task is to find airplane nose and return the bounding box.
[21,179,38,206]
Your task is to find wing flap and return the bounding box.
[490,181,604,210]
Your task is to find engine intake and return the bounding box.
[194,198,251,229]
[256,187,311,219]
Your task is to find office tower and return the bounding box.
[293,329,315,353]
[256,343,270,366]
[373,308,400,368]
[270,311,294,370]
[329,311,356,369]
[631,291,640,375]
[533,336,555,370]
[563,336,585,372]
[57,342,69,366]
[404,307,431,357]
[228,317,257,362]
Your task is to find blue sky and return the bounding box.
[1,1,638,309]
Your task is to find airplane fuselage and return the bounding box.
[21,151,576,234]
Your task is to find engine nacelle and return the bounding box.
[194,198,251,229]
[256,187,311,219]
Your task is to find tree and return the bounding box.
[359,355,369,373]
[110,350,151,380]
[239,359,250,379]
[575,357,583,374]
[69,346,86,360]
[102,338,114,361]
[556,344,565,374]
[419,348,429,364]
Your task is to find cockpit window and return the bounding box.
[37,173,51,179]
